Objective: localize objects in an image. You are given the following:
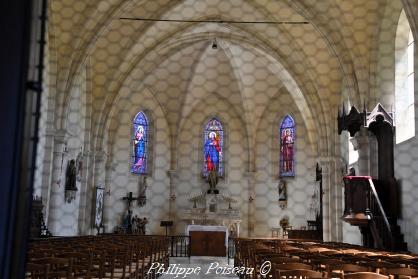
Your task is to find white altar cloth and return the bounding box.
[186,225,229,246]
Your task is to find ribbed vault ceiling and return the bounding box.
[49,0,392,156]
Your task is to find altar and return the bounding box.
[182,170,242,246]
[187,225,228,257]
[182,192,241,237]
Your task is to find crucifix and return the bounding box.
[122,192,138,211]
[121,192,139,234]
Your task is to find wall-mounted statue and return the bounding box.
[207,170,219,194]
[64,159,78,203]
[65,160,77,190]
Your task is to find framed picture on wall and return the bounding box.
[94,186,105,230]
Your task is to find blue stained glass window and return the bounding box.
[203,118,224,177]
[279,115,295,177]
[131,111,148,175]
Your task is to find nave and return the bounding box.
[235,238,418,279]
[24,235,418,279]
[25,235,169,279]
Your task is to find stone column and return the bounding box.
[47,129,70,231]
[319,157,343,242]
[245,171,257,237]
[101,159,116,233]
[35,130,55,203]
[76,149,90,234]
[39,128,58,221]
[90,150,107,232]
[167,170,178,222]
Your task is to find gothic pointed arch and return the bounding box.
[203,117,224,177]
[279,115,295,177]
[131,111,149,175]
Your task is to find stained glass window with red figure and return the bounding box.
[280,115,295,177]
[203,118,223,177]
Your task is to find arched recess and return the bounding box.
[175,94,250,234]
[103,88,171,234]
[181,94,249,172]
[105,86,170,173]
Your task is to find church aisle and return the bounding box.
[160,257,239,279]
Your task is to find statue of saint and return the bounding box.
[65,159,77,191]
[207,170,219,194]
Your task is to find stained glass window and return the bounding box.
[131,111,148,175]
[203,118,224,177]
[279,115,295,177]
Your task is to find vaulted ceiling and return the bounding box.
[49,0,403,156]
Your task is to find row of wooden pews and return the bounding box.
[234,238,418,279]
[25,234,170,279]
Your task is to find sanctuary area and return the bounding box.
[1,0,418,278]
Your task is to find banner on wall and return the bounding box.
[94,186,105,229]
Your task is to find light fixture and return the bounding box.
[211,38,218,49]
[120,17,309,25]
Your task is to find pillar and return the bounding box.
[47,129,70,232]
[319,157,343,242]
[245,171,257,237]
[167,170,178,222]
[90,150,107,233]
[101,159,116,233]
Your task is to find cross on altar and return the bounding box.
[122,192,138,211]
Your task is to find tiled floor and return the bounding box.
[158,257,240,279]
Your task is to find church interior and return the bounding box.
[1,0,418,278]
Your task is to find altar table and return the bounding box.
[186,225,228,257]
